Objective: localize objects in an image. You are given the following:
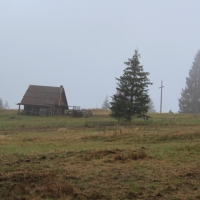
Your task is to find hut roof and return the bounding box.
[20,85,68,108]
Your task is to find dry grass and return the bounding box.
[0,110,200,199]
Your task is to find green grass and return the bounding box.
[0,109,200,199]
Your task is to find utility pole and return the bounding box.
[159,81,164,113]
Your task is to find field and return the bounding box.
[0,109,200,200]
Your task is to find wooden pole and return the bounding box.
[159,81,164,113]
[18,104,20,114]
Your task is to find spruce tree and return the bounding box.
[0,98,3,109]
[179,50,200,113]
[110,50,152,121]
[148,98,156,113]
[102,95,110,110]
[3,101,9,109]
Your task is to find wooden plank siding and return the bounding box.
[18,85,68,116]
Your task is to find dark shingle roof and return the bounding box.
[20,85,68,108]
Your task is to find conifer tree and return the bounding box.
[0,98,3,109]
[102,95,110,110]
[179,50,200,113]
[110,50,152,121]
[3,101,9,109]
[148,98,156,113]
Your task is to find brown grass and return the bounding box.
[0,110,200,199]
[114,150,147,161]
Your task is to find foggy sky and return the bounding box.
[1,1,200,112]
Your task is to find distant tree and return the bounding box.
[179,50,200,113]
[148,98,156,113]
[0,98,3,109]
[102,95,110,110]
[110,50,152,121]
[3,101,9,109]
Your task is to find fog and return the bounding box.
[1,1,200,112]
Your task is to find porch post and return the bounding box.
[18,104,20,114]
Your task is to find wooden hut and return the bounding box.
[18,85,68,115]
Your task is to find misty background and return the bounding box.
[0,1,200,112]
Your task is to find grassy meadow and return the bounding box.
[0,109,200,200]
